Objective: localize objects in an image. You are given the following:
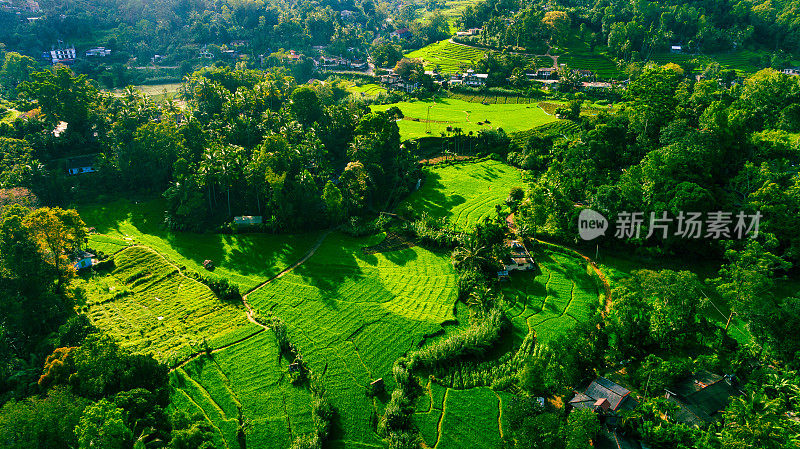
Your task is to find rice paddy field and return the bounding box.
[412,383,514,449]
[400,159,525,230]
[647,50,791,75]
[81,246,263,363]
[75,160,610,449]
[502,249,602,345]
[510,120,582,147]
[246,232,460,448]
[346,82,388,97]
[170,332,315,449]
[448,92,538,104]
[405,40,487,72]
[78,199,319,291]
[559,53,623,78]
[371,97,556,139]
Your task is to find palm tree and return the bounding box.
[452,235,491,272]
[719,392,790,449]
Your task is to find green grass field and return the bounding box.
[346,82,388,97]
[81,246,262,363]
[170,332,315,449]
[412,381,514,448]
[371,97,556,140]
[246,232,459,448]
[405,40,487,72]
[107,83,183,99]
[502,249,601,345]
[400,160,525,230]
[78,199,319,291]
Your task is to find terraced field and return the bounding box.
[502,249,601,345]
[79,199,319,291]
[246,232,459,448]
[347,82,388,97]
[82,246,263,363]
[170,332,315,449]
[510,120,582,147]
[406,40,487,72]
[448,92,537,104]
[412,382,514,449]
[371,97,555,139]
[400,159,525,230]
[82,244,318,449]
[559,53,622,78]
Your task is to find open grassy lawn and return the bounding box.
[246,232,459,448]
[371,97,556,140]
[77,199,320,291]
[170,332,315,449]
[405,39,487,72]
[502,248,602,345]
[400,159,526,230]
[81,246,263,363]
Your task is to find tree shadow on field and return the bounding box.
[407,172,466,221]
[84,198,320,285]
[473,165,501,182]
[379,244,419,267]
[291,234,381,309]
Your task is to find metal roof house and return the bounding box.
[66,155,97,175]
[570,377,638,412]
[73,251,95,270]
[665,371,742,427]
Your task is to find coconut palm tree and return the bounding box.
[719,391,791,449]
[452,235,491,273]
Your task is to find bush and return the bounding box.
[184,271,241,302]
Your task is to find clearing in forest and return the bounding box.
[78,198,319,291]
[371,97,555,139]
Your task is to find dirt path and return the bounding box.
[166,230,332,372]
[240,230,332,328]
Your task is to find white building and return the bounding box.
[49,44,76,65]
[85,47,111,57]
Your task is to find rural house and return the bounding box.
[72,251,95,270]
[671,45,684,53]
[503,240,535,272]
[85,47,111,57]
[781,67,800,76]
[462,69,488,86]
[569,377,638,412]
[66,155,97,175]
[47,42,76,64]
[389,28,412,40]
[664,371,742,427]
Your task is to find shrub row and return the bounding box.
[183,271,242,302]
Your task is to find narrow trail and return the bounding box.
[113,232,332,372]
[241,230,332,328]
